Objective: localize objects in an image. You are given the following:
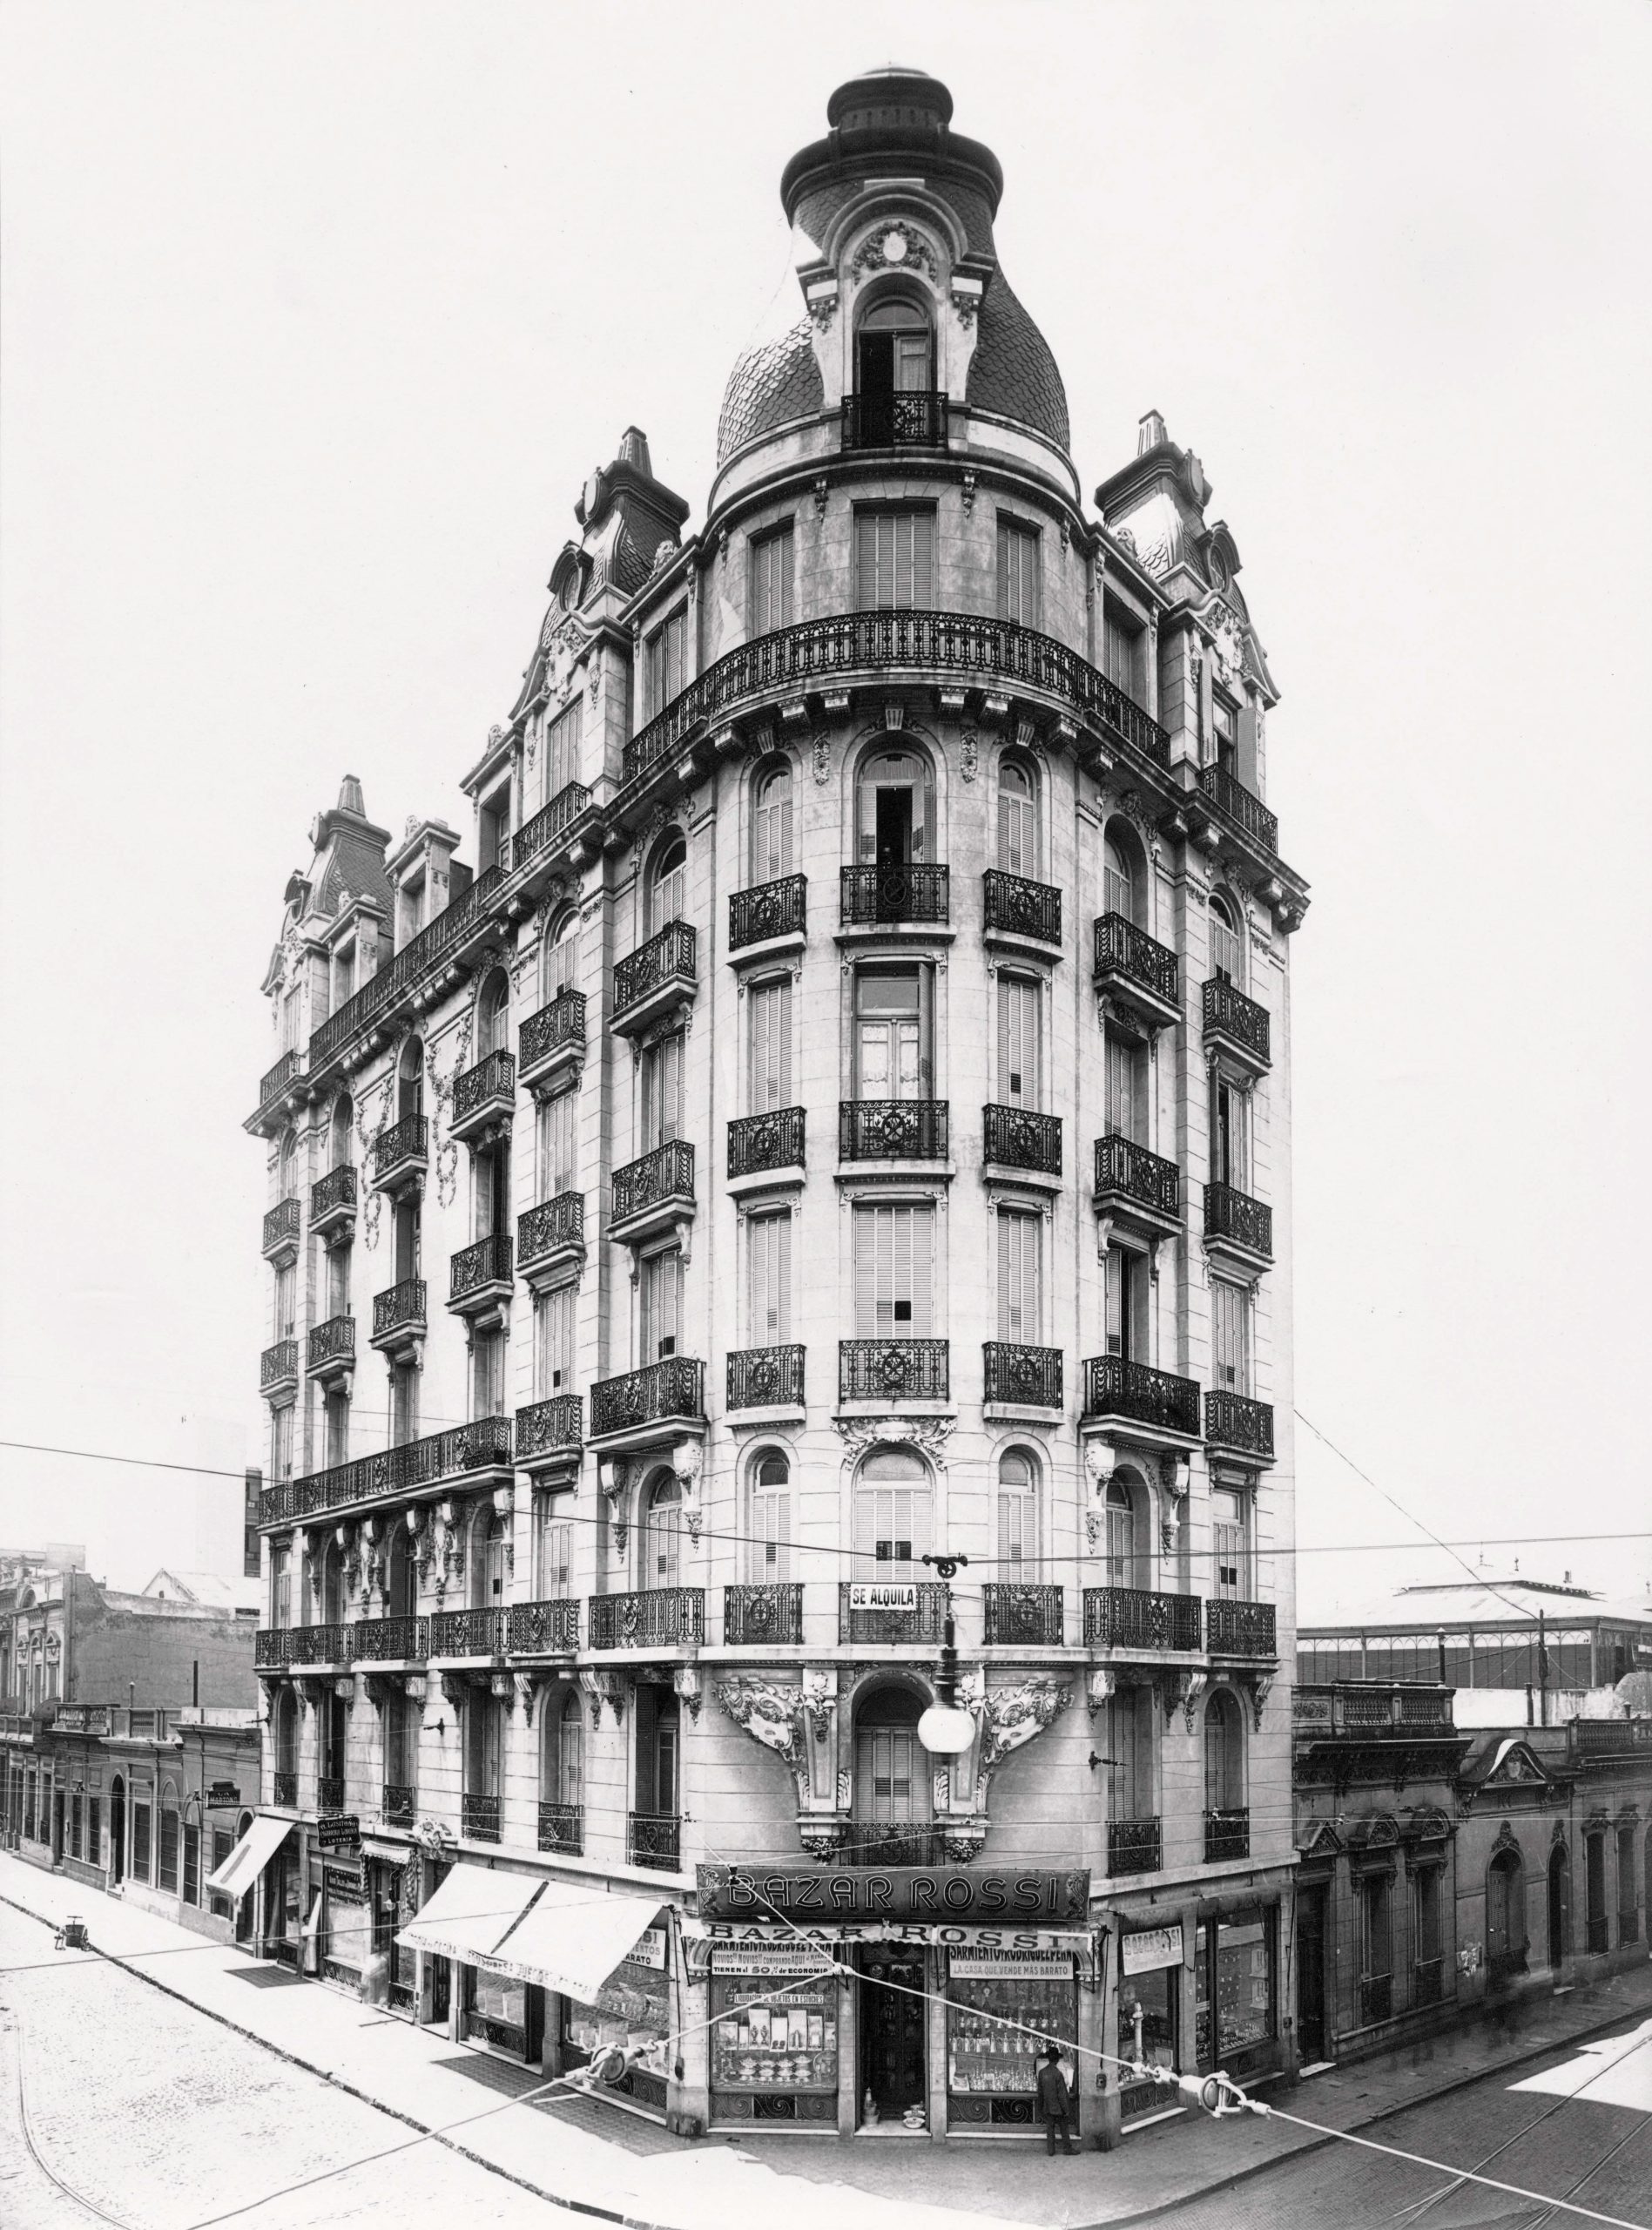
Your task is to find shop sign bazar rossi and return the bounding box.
[697,1863,1089,1928]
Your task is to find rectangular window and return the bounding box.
[479,786,510,875]
[640,1247,683,1361]
[1211,693,1238,770]
[640,1032,684,1150]
[1212,1486,1251,1599]
[390,1362,418,1446]
[1105,1690,1150,1821]
[853,966,928,1098]
[1413,1867,1441,1967]
[997,974,1042,1107]
[271,1404,293,1484]
[750,525,795,635]
[158,1805,179,1892]
[1102,605,1143,704]
[646,607,688,715]
[537,1085,578,1198]
[996,1208,1042,1342]
[852,1202,935,1336]
[859,1727,920,1821]
[1356,1874,1393,2016]
[535,1500,575,1597]
[535,1282,576,1396]
[273,1262,296,1339]
[1103,1031,1146,1144]
[399,874,425,949]
[472,1330,504,1420]
[1210,1077,1249,1191]
[1212,1281,1251,1392]
[280,987,300,1052]
[751,1465,792,1585]
[323,1389,349,1468]
[745,1208,792,1345]
[131,1800,152,1882]
[854,509,935,611]
[545,699,583,799]
[87,1797,100,1870]
[326,1241,352,1319]
[183,1821,200,1904]
[1103,1244,1147,1363]
[997,517,1041,628]
[271,1547,291,1629]
[332,943,355,1011]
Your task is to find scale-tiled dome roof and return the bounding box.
[717,321,825,465]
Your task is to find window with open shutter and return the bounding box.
[852,1203,934,1336]
[747,976,792,1112]
[1104,1245,1146,1363]
[996,1209,1042,1342]
[1210,1076,1249,1191]
[855,510,935,610]
[997,974,1041,1106]
[1102,607,1143,704]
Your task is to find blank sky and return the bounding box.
[2,0,1649,1605]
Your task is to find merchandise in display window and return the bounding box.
[1196,1906,1277,2075]
[946,1952,1077,2129]
[710,1950,839,2124]
[466,1965,530,2056]
[321,1865,367,1983]
[562,1954,671,2106]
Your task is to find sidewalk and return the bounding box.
[5,1853,1651,2230]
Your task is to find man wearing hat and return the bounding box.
[1036,2042,1076,2156]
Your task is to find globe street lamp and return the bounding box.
[916,1553,976,1756]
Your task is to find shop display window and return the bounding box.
[1119,1962,1177,2074]
[467,1966,529,2052]
[711,1974,839,2094]
[563,1957,671,2081]
[322,1867,367,1979]
[1196,1908,1276,2072]
[945,1956,1076,2098]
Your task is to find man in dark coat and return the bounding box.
[1036,2043,1076,2155]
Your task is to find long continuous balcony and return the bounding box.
[307,1314,354,1378]
[730,874,806,951]
[1205,1598,1278,1658]
[1204,1390,1275,1463]
[1204,1181,1273,1262]
[982,869,1062,945]
[290,1624,353,1667]
[310,1163,357,1238]
[254,1629,293,1671]
[612,922,696,1031]
[728,1106,805,1178]
[1082,1355,1201,1439]
[1199,763,1279,855]
[451,1050,515,1140]
[839,1580,948,1645]
[1084,1586,1202,1652]
[309,867,502,1070]
[982,1343,1062,1409]
[841,390,947,449]
[512,779,594,870]
[1107,1818,1163,1877]
[372,1114,428,1189]
[727,1344,805,1411]
[259,1049,302,1112]
[519,1191,583,1270]
[590,1588,705,1651]
[1094,1134,1181,1228]
[589,1356,705,1440]
[982,1105,1062,1175]
[610,1139,694,1230]
[262,1199,300,1260]
[519,989,586,1085]
[1204,1808,1251,1863]
[260,1341,299,1395]
[371,1278,427,1348]
[982,1583,1063,1645]
[725,1584,805,1646]
[258,1416,512,1526]
[629,1811,682,1871]
[505,1598,580,1655]
[839,1098,948,1161]
[449,1232,513,1308]
[462,1794,501,1844]
[538,1802,583,1856]
[839,1339,948,1403]
[429,1608,504,1658]
[354,1616,428,1664]
[1203,978,1271,1071]
[840,862,949,926]
[1093,915,1181,1029]
[516,1394,582,1463]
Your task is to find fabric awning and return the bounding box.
[394,1861,542,1967]
[489,1881,665,2003]
[204,1814,292,1900]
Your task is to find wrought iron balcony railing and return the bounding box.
[260,1340,298,1390]
[727,1344,806,1411]
[839,1339,948,1403]
[429,1607,504,1658]
[589,1356,705,1439]
[725,1584,805,1646]
[462,1793,501,1843]
[1094,1133,1180,1219]
[839,1580,949,1645]
[264,1416,512,1526]
[629,1811,682,1871]
[812,1821,945,1867]
[512,780,593,869]
[841,389,947,449]
[840,862,949,926]
[254,1629,293,1671]
[505,1598,580,1655]
[1094,914,1180,1007]
[1084,1586,1202,1652]
[382,1783,417,1828]
[516,1394,582,1461]
[1203,977,1271,1064]
[272,1771,298,1808]
[1082,1355,1201,1437]
[1204,1390,1275,1461]
[1108,1818,1163,1877]
[1204,1181,1273,1259]
[620,612,1170,789]
[310,867,502,1069]
[1199,763,1279,854]
[613,921,696,1022]
[450,1232,513,1301]
[311,1164,357,1224]
[307,1314,354,1372]
[839,1098,948,1160]
[373,1114,428,1181]
[520,988,586,1071]
[981,868,1062,943]
[260,1049,301,1107]
[611,1139,694,1224]
[730,873,806,950]
[1206,1598,1278,1657]
[354,1616,428,1663]
[982,1583,1063,1645]
[982,1105,1062,1174]
[519,1191,583,1266]
[263,1199,300,1254]
[317,1774,346,1813]
[1204,1808,1250,1863]
[728,1106,805,1177]
[538,1801,583,1855]
[372,1279,427,1341]
[453,1049,515,1125]
[982,1343,1063,1409]
[589,1588,705,1651]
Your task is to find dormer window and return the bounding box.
[1211,693,1238,774]
[850,294,941,449]
[645,608,687,718]
[479,786,510,876]
[399,873,425,949]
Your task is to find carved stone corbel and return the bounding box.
[716,1678,807,1801]
[577,1666,626,1729]
[1156,1452,1191,1554]
[1245,1672,1274,1733]
[439,1672,472,1713]
[492,1484,516,1578]
[1087,1668,1119,1717]
[672,1440,704,1544]
[958,1670,1072,1808]
[672,1666,703,1722]
[799,1668,839,1804]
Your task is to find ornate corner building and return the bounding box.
[242,69,1310,2146]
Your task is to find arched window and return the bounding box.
[752,760,794,882]
[387,1523,415,1623]
[853,1448,934,1580]
[855,292,934,430]
[1102,825,1142,927]
[853,1686,933,1851]
[397,1037,424,1121]
[278,1129,298,1201]
[542,1691,583,1835]
[996,1450,1039,1571]
[641,1472,684,1589]
[1547,1841,1570,1967]
[540,910,578,1004]
[997,756,1038,877]
[1488,1847,1527,1973]
[273,1691,299,1780]
[1210,893,1243,989]
[855,746,933,872]
[1104,1473,1147,1590]
[471,1507,508,1610]
[330,1094,354,1170]
[475,968,509,1060]
[1204,1690,1244,1818]
[749,1450,792,1584]
[649,834,687,931]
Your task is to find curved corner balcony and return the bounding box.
[839,1339,948,1405]
[840,862,950,929]
[840,390,948,451]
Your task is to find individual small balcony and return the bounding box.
[272,1771,298,1808]
[370,1278,427,1354]
[729,873,806,955]
[982,1583,1063,1646]
[317,1774,346,1813]
[353,1616,428,1665]
[382,1783,417,1828]
[725,1584,805,1646]
[372,1114,428,1192]
[839,1098,948,1163]
[506,1598,580,1656]
[1094,1134,1182,1239]
[612,921,697,1036]
[981,869,1062,951]
[1204,1389,1275,1464]
[262,1199,301,1263]
[260,1340,299,1399]
[307,1314,355,1382]
[590,1588,705,1652]
[1108,1818,1163,1877]
[839,1339,948,1405]
[512,779,594,872]
[629,1811,683,1872]
[589,1356,705,1442]
[450,1050,516,1144]
[1205,1598,1278,1659]
[726,1344,805,1413]
[840,390,947,450]
[1204,1180,1273,1267]
[812,1821,945,1867]
[1082,1355,1201,1443]
[310,1164,358,1241]
[840,862,949,928]
[1202,978,1271,1075]
[1204,1808,1250,1863]
[515,1394,583,1471]
[982,1105,1062,1179]
[518,989,586,1090]
[1084,1586,1202,1653]
[519,1191,583,1280]
[1198,763,1279,855]
[610,1139,695,1244]
[839,1581,949,1645]
[728,1106,805,1182]
[1093,915,1181,1033]
[982,1343,1063,1412]
[289,1624,354,1669]
[428,1607,504,1660]
[462,1793,501,1844]
[448,1233,514,1317]
[254,1628,293,1672]
[538,1802,583,1856]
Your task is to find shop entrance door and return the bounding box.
[1295,1887,1327,2064]
[109,1778,125,1885]
[426,1956,451,2030]
[860,1946,926,2124]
